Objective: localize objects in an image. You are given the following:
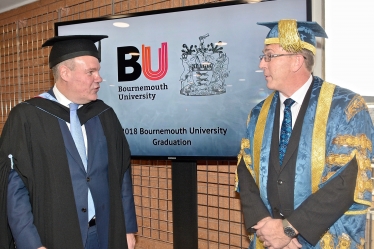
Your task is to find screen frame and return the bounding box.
[55,0,312,161]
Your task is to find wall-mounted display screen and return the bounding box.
[56,0,308,160]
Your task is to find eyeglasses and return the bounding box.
[259,53,306,62]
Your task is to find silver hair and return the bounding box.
[300,49,315,72]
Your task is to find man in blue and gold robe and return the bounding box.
[236,19,373,249]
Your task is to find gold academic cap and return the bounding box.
[257,19,328,55]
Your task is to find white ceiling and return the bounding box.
[0,0,37,14]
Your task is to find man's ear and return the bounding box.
[59,64,70,82]
[292,54,305,72]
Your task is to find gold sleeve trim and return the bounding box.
[253,92,275,185]
[319,231,334,249]
[345,95,369,122]
[311,82,335,193]
[264,38,316,54]
[332,134,372,154]
[324,150,356,183]
[337,233,351,249]
[255,237,265,249]
[236,110,253,190]
[239,138,253,174]
[355,151,372,205]
[331,134,372,201]
[325,149,371,205]
[345,208,369,215]
[322,232,364,249]
[241,138,250,150]
[358,238,365,249]
[326,153,352,166]
[246,113,251,127]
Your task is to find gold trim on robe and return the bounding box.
[345,95,368,122]
[253,92,275,186]
[311,82,335,193]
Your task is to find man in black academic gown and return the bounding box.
[0,35,137,249]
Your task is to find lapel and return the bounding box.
[279,82,314,171]
[59,119,87,172]
[270,98,281,173]
[85,118,98,173]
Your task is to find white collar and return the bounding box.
[53,85,80,108]
[279,75,313,105]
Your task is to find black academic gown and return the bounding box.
[0,97,130,249]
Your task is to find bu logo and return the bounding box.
[117,42,168,81]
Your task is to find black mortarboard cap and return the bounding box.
[42,35,108,68]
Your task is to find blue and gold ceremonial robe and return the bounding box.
[236,76,373,249]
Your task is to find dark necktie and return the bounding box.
[279,98,295,165]
[69,103,95,219]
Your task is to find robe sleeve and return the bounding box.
[0,104,36,249]
[0,149,15,249]
[287,157,357,245]
[237,158,271,233]
[7,170,43,249]
[122,167,138,233]
[288,92,373,245]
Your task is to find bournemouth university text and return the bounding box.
[118,83,168,100]
[124,127,228,146]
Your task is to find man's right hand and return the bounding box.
[252,216,272,230]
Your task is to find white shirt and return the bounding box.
[279,75,313,135]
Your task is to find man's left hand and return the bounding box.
[253,218,291,249]
[282,238,302,249]
[127,233,136,249]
